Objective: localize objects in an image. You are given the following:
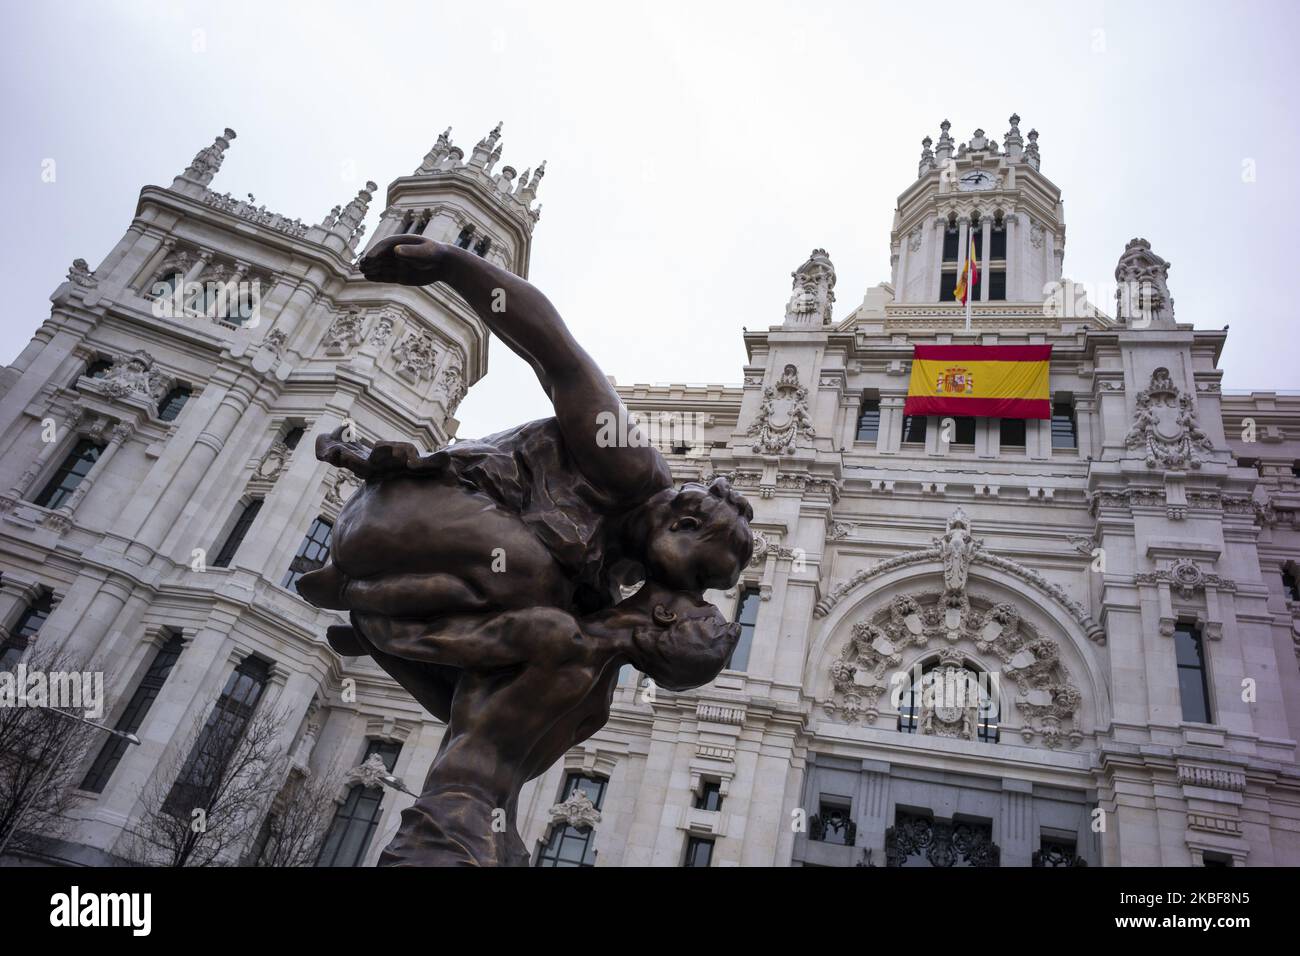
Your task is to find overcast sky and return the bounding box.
[3,0,1297,439]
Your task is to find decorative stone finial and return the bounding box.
[935,119,954,163]
[1024,128,1041,170]
[918,135,935,177]
[181,127,237,186]
[1004,113,1024,161]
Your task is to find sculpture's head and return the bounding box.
[622,585,742,692]
[624,477,753,594]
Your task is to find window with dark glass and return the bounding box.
[856,397,881,443]
[81,631,185,792]
[999,417,1026,448]
[317,739,403,867]
[990,224,1006,260]
[988,270,1006,301]
[83,357,114,380]
[695,781,723,812]
[156,384,191,422]
[1174,623,1212,724]
[942,222,959,261]
[1283,567,1300,603]
[945,416,976,445]
[473,235,491,258]
[0,589,54,670]
[901,415,928,444]
[1050,400,1077,449]
[683,835,715,867]
[970,218,982,258]
[727,587,760,671]
[897,661,999,743]
[811,802,855,846]
[1203,852,1232,868]
[164,656,270,815]
[32,439,104,510]
[281,426,305,451]
[1032,835,1085,867]
[939,271,958,302]
[212,498,264,569]
[282,517,334,592]
[536,773,608,867]
[454,224,476,249]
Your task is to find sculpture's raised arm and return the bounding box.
[360,236,671,504]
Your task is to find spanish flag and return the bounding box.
[904,345,1052,419]
[953,235,979,305]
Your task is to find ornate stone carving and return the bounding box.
[391,330,438,383]
[747,364,815,456]
[435,363,466,415]
[784,249,836,326]
[1114,237,1175,327]
[1134,559,1236,597]
[370,312,396,348]
[92,350,174,405]
[67,258,97,288]
[934,506,981,594]
[346,753,391,790]
[254,438,294,482]
[1123,367,1214,470]
[325,469,361,508]
[748,530,770,567]
[548,787,601,830]
[324,310,365,355]
[885,814,999,867]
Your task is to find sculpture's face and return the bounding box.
[636,481,753,593]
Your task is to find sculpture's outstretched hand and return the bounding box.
[359,234,446,287]
[316,425,441,481]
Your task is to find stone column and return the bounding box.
[1005,214,1018,301]
[980,218,993,302]
[999,778,1034,866]
[127,235,175,293]
[0,575,43,646]
[929,218,944,302]
[956,219,970,290]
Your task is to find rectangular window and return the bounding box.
[317,739,403,867]
[212,499,264,568]
[856,397,881,443]
[81,632,185,792]
[999,417,1026,449]
[939,271,958,301]
[164,656,270,816]
[947,416,976,446]
[0,590,54,670]
[683,836,715,867]
[536,773,608,867]
[990,227,1006,260]
[695,781,723,812]
[901,415,928,445]
[988,270,1006,301]
[1033,836,1082,867]
[727,587,760,672]
[1174,624,1212,724]
[33,439,104,510]
[942,226,959,262]
[1283,568,1300,603]
[812,803,854,845]
[282,517,334,592]
[1051,400,1077,449]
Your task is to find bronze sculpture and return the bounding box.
[297,236,754,865]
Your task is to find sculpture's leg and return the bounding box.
[379,785,528,867]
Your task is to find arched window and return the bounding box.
[454,224,476,249]
[157,384,192,422]
[897,659,1000,743]
[473,235,492,258]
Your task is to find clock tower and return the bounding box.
[889,116,1065,309]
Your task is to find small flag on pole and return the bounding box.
[953,234,979,329]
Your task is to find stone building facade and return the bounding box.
[2,117,1298,867]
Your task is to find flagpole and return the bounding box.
[965,287,972,331]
